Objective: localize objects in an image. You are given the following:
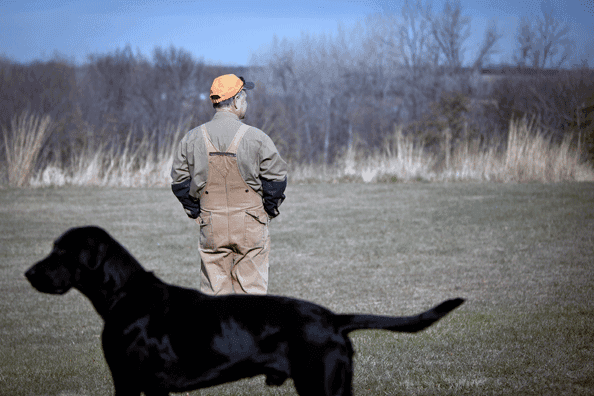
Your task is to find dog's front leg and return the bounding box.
[102,337,141,396]
[111,374,142,396]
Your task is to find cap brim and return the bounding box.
[239,76,255,90]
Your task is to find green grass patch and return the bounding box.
[1,182,593,395]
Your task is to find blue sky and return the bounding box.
[1,0,592,67]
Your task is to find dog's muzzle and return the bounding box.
[25,259,73,295]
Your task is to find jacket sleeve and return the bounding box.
[170,137,200,219]
[260,176,287,219]
[256,132,287,219]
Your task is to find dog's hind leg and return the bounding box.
[143,390,169,396]
[323,349,354,396]
[292,345,354,396]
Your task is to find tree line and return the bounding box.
[1,0,592,170]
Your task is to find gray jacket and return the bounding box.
[171,112,288,219]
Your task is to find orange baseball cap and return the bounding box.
[209,74,255,103]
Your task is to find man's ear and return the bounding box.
[233,90,245,110]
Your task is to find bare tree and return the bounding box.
[150,45,201,129]
[472,19,503,70]
[252,30,361,163]
[399,0,439,72]
[0,57,76,130]
[263,35,296,95]
[515,16,536,68]
[368,1,439,122]
[247,0,502,163]
[78,44,208,158]
[514,3,574,69]
[81,45,137,131]
[429,0,471,73]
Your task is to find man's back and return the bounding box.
[170,74,287,295]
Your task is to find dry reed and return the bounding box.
[2,111,54,187]
[29,121,185,187]
[1,113,591,187]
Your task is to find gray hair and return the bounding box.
[213,89,246,109]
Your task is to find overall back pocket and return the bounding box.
[198,211,215,250]
[244,210,268,248]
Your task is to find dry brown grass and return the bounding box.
[503,117,585,182]
[29,122,185,188]
[2,111,54,187]
[2,113,593,187]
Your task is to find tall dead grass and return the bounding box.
[502,117,584,182]
[29,122,185,188]
[2,113,593,187]
[320,117,593,183]
[346,126,435,182]
[2,111,54,187]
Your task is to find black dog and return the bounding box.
[25,226,464,396]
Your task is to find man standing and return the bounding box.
[171,74,287,295]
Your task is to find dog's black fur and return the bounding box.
[25,226,464,396]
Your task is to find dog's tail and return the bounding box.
[336,298,464,335]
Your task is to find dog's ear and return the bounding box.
[80,241,108,270]
[95,242,109,269]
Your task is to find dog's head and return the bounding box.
[25,226,126,296]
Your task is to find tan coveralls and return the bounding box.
[197,124,270,295]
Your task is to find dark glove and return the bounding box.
[261,177,287,219]
[172,180,200,219]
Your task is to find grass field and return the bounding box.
[1,182,593,395]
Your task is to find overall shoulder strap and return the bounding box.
[200,125,217,153]
[227,124,250,154]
